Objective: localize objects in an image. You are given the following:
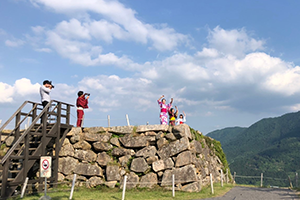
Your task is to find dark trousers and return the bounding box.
[41,101,49,124]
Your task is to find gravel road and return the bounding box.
[196,186,299,200]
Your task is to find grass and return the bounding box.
[12,184,234,200]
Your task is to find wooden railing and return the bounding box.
[0,100,73,199]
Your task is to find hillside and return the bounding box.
[207,111,300,186]
[206,127,246,146]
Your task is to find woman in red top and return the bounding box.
[76,91,89,127]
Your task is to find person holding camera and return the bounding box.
[40,80,54,123]
[76,91,89,127]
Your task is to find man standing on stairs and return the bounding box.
[40,80,53,123]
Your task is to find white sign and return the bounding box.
[40,156,52,178]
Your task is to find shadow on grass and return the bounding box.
[51,195,70,200]
[12,194,69,200]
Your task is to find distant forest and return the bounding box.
[207,111,300,187]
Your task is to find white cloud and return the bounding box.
[35,48,52,52]
[30,0,189,51]
[55,19,91,40]
[263,65,300,96]
[147,24,188,51]
[54,83,77,97]
[141,53,209,83]
[77,75,155,112]
[4,7,300,116]
[207,26,265,58]
[88,19,128,43]
[14,78,40,96]
[44,29,141,69]
[31,26,45,35]
[285,103,300,112]
[0,82,14,103]
[0,78,40,103]
[5,39,25,47]
[195,48,219,58]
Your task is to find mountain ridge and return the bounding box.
[207,111,300,186]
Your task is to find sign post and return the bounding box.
[39,156,52,200]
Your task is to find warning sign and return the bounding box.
[40,156,52,178]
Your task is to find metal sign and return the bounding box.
[40,156,52,178]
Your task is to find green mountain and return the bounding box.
[207,111,300,187]
[205,127,246,146]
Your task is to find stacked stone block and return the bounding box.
[58,124,224,192]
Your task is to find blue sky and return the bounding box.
[1,0,300,134]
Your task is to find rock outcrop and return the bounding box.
[58,124,228,192]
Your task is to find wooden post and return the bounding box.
[210,173,214,194]
[172,174,175,197]
[66,104,71,125]
[226,168,229,184]
[25,118,30,130]
[198,174,202,191]
[0,119,2,126]
[221,169,223,187]
[288,176,293,188]
[20,177,29,198]
[122,175,127,200]
[107,115,110,127]
[69,174,77,200]
[54,102,62,187]
[260,173,263,187]
[233,172,236,184]
[126,114,130,126]
[296,172,298,188]
[15,111,21,140]
[1,160,9,197]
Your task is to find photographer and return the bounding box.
[40,80,54,123]
[76,91,89,127]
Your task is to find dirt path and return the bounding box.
[197,186,299,200]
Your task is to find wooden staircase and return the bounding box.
[0,100,73,199]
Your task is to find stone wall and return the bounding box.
[58,124,225,192]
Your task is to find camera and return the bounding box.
[50,81,55,88]
[84,93,90,96]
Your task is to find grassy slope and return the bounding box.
[13,184,234,200]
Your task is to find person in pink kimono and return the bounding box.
[157,95,173,125]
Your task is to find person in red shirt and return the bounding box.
[76,91,89,127]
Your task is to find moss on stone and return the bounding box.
[107,161,120,166]
[127,156,134,168]
[190,126,231,180]
[190,127,202,142]
[111,133,124,138]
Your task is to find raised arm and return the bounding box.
[170,98,173,105]
[41,85,51,93]
[158,95,164,102]
[175,106,179,117]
